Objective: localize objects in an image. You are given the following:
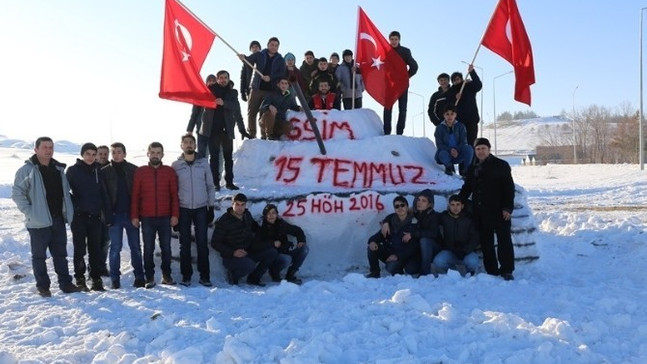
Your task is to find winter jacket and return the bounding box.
[309,92,341,110]
[411,207,441,241]
[171,156,215,209]
[428,87,449,126]
[246,49,287,91]
[130,164,179,219]
[393,45,418,78]
[335,61,365,100]
[12,155,74,228]
[459,154,515,220]
[211,208,262,257]
[439,210,479,259]
[299,61,318,96]
[309,69,339,96]
[258,218,306,254]
[200,81,246,139]
[102,160,137,209]
[66,159,108,218]
[434,120,469,153]
[446,70,482,126]
[187,105,203,133]
[259,89,301,121]
[368,212,420,261]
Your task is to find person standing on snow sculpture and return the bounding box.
[383,31,418,135]
[447,64,483,146]
[459,137,516,280]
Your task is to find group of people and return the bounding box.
[367,137,516,281]
[12,136,311,297]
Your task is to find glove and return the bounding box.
[207,207,214,225]
[241,91,248,102]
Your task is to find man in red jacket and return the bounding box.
[131,142,179,288]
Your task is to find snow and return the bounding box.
[1,114,646,363]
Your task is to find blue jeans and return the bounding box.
[433,250,480,274]
[141,216,172,281]
[419,237,442,276]
[383,89,408,135]
[435,145,475,174]
[27,217,73,290]
[178,207,209,280]
[286,244,309,273]
[109,212,144,282]
[222,247,278,282]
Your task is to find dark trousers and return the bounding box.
[109,212,144,282]
[99,223,110,273]
[178,207,210,280]
[197,133,210,159]
[342,97,363,110]
[28,217,73,290]
[476,214,515,275]
[222,248,278,282]
[71,213,103,280]
[141,216,172,280]
[367,245,419,275]
[465,122,479,148]
[209,132,234,187]
[383,90,408,135]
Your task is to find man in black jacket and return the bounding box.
[427,73,451,126]
[433,195,480,276]
[447,64,483,146]
[211,193,279,286]
[459,138,515,280]
[383,31,418,135]
[412,189,441,276]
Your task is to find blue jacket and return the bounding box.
[368,212,420,261]
[246,49,287,90]
[66,159,109,219]
[259,89,300,121]
[434,120,469,153]
[12,155,74,228]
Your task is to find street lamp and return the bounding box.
[462,61,485,137]
[408,91,426,137]
[493,70,513,155]
[572,85,578,164]
[640,7,646,170]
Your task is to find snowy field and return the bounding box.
[0,139,646,362]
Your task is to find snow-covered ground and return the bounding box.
[1,129,646,362]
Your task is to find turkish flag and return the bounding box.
[482,0,535,106]
[355,7,409,108]
[159,0,216,108]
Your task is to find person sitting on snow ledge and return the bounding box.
[258,76,302,140]
[308,79,341,111]
[434,104,474,176]
[433,194,480,276]
[365,196,420,278]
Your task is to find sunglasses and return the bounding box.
[394,203,407,209]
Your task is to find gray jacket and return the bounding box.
[171,156,216,209]
[12,157,74,228]
[335,62,365,99]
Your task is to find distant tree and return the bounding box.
[577,105,611,163]
[609,103,639,163]
[512,110,538,119]
[498,111,513,121]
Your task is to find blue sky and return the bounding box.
[0,1,641,151]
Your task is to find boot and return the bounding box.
[91,278,105,291]
[286,268,302,285]
[76,276,90,292]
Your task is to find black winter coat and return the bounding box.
[66,160,109,219]
[367,212,420,260]
[411,207,441,241]
[258,218,306,254]
[200,81,246,139]
[446,70,482,126]
[439,210,479,259]
[211,208,261,257]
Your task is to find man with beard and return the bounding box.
[131,142,179,288]
[199,70,249,190]
[172,134,216,287]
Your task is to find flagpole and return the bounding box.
[455,0,502,106]
[174,0,263,76]
[353,6,361,109]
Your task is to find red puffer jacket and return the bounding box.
[131,164,179,219]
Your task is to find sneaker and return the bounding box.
[91,278,106,291]
[227,271,239,286]
[198,278,213,287]
[286,275,303,285]
[133,279,147,288]
[76,276,90,292]
[444,166,454,176]
[365,272,380,279]
[111,280,121,289]
[179,277,191,287]
[246,276,266,287]
[61,283,83,294]
[37,287,52,297]
[225,183,240,190]
[145,279,157,289]
[161,274,176,285]
[501,273,515,281]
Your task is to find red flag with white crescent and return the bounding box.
[355,7,409,108]
[159,0,216,108]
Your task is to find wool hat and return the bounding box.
[80,142,97,156]
[249,40,261,50]
[474,137,491,148]
[342,49,353,57]
[284,52,295,61]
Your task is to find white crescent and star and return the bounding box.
[174,19,193,62]
[359,32,384,70]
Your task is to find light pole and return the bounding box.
[409,91,426,137]
[493,70,513,155]
[640,7,646,170]
[462,61,485,137]
[572,85,578,164]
